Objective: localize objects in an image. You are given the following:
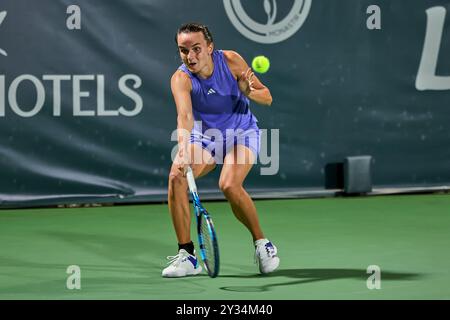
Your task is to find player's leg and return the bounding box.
[219,143,279,274]
[163,143,216,278]
[168,143,215,245]
[219,144,263,241]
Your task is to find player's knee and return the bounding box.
[168,170,185,188]
[219,180,240,197]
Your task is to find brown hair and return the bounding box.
[175,22,214,45]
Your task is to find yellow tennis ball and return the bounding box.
[252,55,270,74]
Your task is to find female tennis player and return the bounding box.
[162,23,280,277]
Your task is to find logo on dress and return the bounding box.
[0,11,7,57]
[207,88,216,95]
[223,0,312,44]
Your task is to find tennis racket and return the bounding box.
[185,166,220,278]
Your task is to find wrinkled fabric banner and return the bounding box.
[0,0,449,207]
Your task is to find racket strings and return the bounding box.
[199,214,216,273]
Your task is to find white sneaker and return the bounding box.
[255,239,280,274]
[162,249,203,278]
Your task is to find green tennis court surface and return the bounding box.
[1,194,449,300]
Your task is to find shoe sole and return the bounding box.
[162,266,203,278]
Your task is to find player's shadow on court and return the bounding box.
[219,268,423,292]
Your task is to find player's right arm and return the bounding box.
[171,70,193,171]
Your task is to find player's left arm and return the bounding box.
[223,50,272,106]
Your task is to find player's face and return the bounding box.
[177,32,213,74]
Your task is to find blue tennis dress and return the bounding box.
[178,50,260,163]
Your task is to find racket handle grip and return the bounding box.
[185,166,197,193]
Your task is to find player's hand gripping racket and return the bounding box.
[185,166,220,278]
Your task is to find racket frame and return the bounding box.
[186,167,220,278]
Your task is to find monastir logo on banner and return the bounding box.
[223,0,312,44]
